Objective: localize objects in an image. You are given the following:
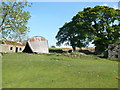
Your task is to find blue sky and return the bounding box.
[27,2,118,48]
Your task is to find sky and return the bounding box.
[26,2,119,48]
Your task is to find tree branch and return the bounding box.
[0,13,8,28]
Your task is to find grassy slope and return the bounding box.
[2,53,118,88]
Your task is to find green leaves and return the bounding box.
[0,1,31,42]
[82,6,120,54]
[56,5,120,53]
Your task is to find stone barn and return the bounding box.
[107,43,120,58]
[0,39,25,53]
[23,36,49,53]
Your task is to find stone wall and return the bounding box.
[108,43,120,58]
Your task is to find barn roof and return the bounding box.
[23,36,49,53]
[0,40,24,46]
[28,36,47,42]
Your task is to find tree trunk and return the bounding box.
[95,46,104,55]
[72,46,76,51]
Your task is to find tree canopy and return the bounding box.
[0,1,31,42]
[56,6,120,54]
[56,20,91,51]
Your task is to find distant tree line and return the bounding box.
[56,6,120,54]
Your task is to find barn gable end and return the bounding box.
[23,36,49,53]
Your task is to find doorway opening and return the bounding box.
[16,47,18,52]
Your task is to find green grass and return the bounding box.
[0,54,2,89]
[2,53,119,88]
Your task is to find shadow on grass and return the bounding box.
[78,50,120,62]
[78,50,95,55]
[97,55,120,62]
[107,58,120,62]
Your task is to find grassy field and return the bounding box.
[0,53,2,89]
[2,53,119,88]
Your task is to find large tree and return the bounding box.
[56,16,91,51]
[56,6,120,54]
[56,22,77,51]
[0,1,31,42]
[81,6,120,54]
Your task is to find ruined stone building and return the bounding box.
[0,39,25,53]
[107,43,120,58]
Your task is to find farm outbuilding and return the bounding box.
[0,39,25,53]
[23,36,49,53]
[107,43,120,58]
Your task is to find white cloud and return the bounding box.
[113,5,118,9]
[100,4,108,6]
